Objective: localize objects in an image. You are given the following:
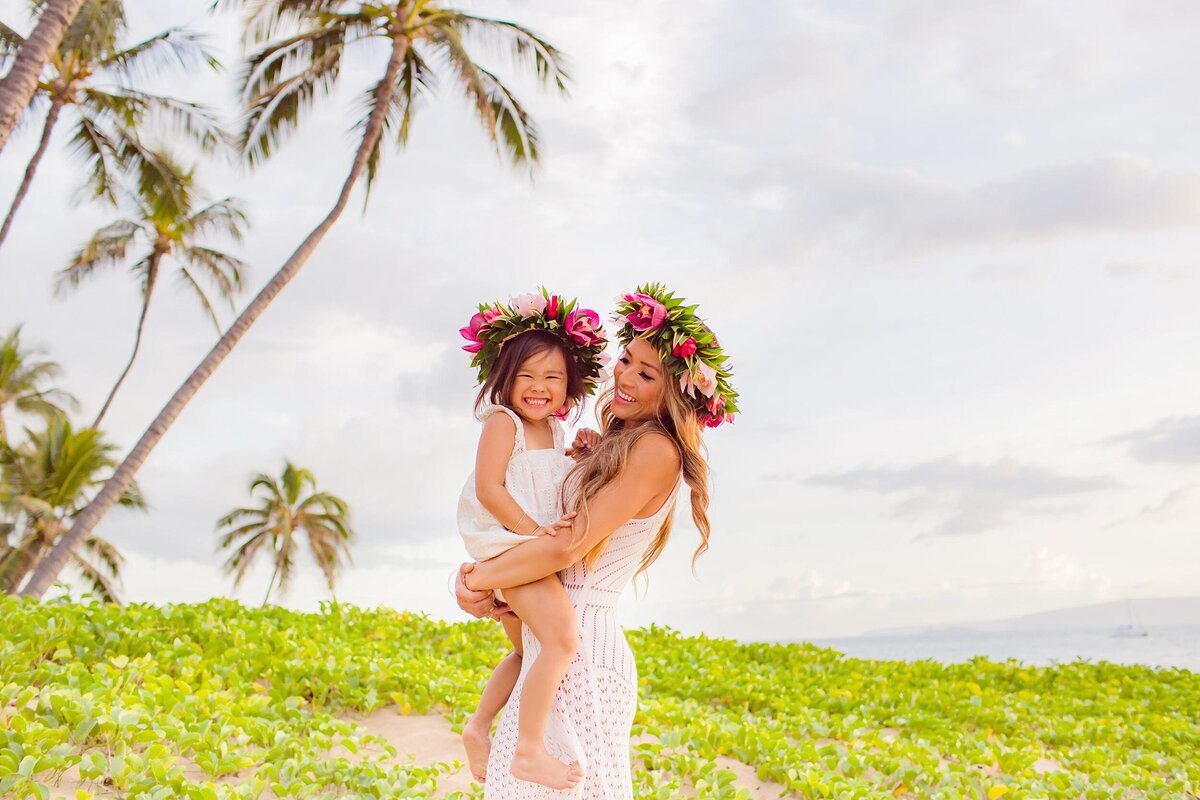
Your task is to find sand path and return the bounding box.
[41,705,788,798]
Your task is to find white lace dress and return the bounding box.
[484,478,681,799]
[458,405,572,566]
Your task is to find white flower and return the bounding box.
[680,361,718,399]
[510,292,548,317]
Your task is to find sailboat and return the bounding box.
[1112,597,1149,638]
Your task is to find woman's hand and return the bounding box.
[456,563,499,618]
[567,428,602,458]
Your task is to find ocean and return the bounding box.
[806,624,1200,672]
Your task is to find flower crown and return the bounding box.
[460,287,610,396]
[613,283,738,428]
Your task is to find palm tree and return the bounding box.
[0,0,224,252]
[0,416,143,599]
[0,0,88,153]
[217,461,353,605]
[0,326,77,446]
[57,153,249,427]
[21,0,570,600]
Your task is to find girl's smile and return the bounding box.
[510,347,568,421]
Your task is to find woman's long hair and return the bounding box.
[566,373,711,579]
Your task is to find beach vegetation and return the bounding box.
[2,599,1195,799]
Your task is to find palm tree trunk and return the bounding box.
[0,0,87,153]
[20,34,412,600]
[93,256,159,427]
[0,98,64,251]
[262,560,280,607]
[0,533,41,594]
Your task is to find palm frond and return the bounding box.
[114,477,145,509]
[0,21,26,67]
[429,11,570,94]
[354,45,434,202]
[178,245,247,301]
[187,197,250,242]
[84,88,228,151]
[79,534,124,576]
[273,532,299,597]
[98,27,221,80]
[116,138,194,221]
[55,219,142,294]
[67,114,123,205]
[218,528,271,587]
[238,0,361,46]
[71,544,124,604]
[216,506,268,529]
[432,28,541,166]
[239,23,351,165]
[60,0,126,61]
[177,267,224,334]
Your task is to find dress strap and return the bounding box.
[482,404,526,455]
[550,418,566,453]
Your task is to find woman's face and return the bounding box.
[612,337,666,423]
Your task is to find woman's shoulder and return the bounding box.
[628,430,682,476]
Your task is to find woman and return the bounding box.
[456,284,738,798]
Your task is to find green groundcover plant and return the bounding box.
[1,596,1196,799]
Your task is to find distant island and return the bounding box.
[860,595,1200,637]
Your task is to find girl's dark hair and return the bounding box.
[474,330,586,420]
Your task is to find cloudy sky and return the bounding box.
[2,0,1198,639]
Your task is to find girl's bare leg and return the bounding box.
[501,575,583,790]
[463,617,524,782]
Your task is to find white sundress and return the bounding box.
[458,405,573,566]
[484,475,683,800]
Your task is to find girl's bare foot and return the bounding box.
[511,744,584,789]
[462,720,492,783]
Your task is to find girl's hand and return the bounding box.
[532,512,577,537]
[567,428,601,458]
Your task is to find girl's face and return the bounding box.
[509,346,569,421]
[612,337,666,423]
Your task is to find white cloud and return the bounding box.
[808,457,1115,536]
[1109,416,1200,465]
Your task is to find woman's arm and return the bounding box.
[474,413,542,535]
[465,433,680,591]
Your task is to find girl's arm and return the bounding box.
[474,412,542,535]
[465,432,680,591]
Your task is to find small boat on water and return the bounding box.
[1111,598,1149,638]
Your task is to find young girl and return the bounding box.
[456,289,608,790]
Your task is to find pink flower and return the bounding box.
[699,396,731,428]
[563,308,603,346]
[596,351,613,381]
[552,405,570,421]
[679,361,718,398]
[547,295,561,320]
[481,304,505,325]
[624,292,667,331]
[511,292,547,318]
[672,337,697,358]
[459,312,488,354]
